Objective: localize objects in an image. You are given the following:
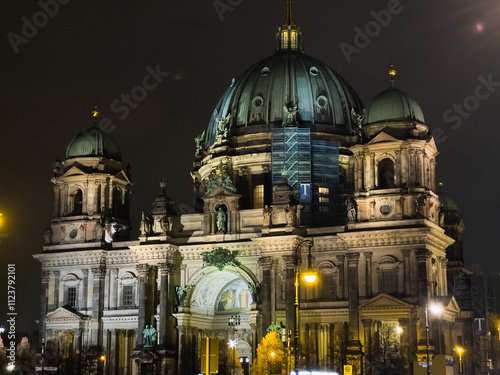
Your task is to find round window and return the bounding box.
[261,67,270,76]
[69,229,78,238]
[309,66,319,76]
[380,205,392,216]
[252,96,264,109]
[316,95,328,108]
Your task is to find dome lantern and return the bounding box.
[276,0,302,52]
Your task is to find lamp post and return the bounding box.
[293,238,317,374]
[456,347,464,375]
[425,301,443,375]
[228,315,240,375]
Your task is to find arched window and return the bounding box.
[71,189,83,215]
[377,256,400,295]
[62,274,80,308]
[378,158,395,189]
[317,262,337,299]
[118,272,137,308]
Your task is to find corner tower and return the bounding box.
[44,109,132,246]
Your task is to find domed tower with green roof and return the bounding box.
[349,65,441,224]
[44,108,132,246]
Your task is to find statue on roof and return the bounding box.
[205,163,237,194]
[283,101,299,126]
[216,114,231,139]
[194,130,205,156]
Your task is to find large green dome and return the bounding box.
[365,88,425,125]
[204,51,363,147]
[66,127,122,161]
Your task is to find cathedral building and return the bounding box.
[34,2,498,375]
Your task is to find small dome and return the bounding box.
[439,191,460,213]
[66,127,122,161]
[365,88,425,125]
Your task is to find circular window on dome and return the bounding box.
[261,67,270,76]
[380,204,392,216]
[316,95,328,109]
[309,66,319,76]
[252,96,264,109]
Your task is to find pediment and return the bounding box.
[367,132,399,145]
[359,293,414,310]
[45,306,87,321]
[62,166,86,177]
[114,170,131,184]
[442,295,460,313]
[204,186,240,199]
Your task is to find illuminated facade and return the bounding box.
[34,1,499,375]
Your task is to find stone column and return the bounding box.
[259,257,273,332]
[40,270,50,340]
[401,146,408,187]
[362,319,373,375]
[394,150,401,186]
[158,263,175,347]
[336,255,346,299]
[108,329,117,375]
[346,253,360,340]
[91,265,106,347]
[52,270,60,310]
[409,149,416,187]
[283,255,296,344]
[108,268,118,309]
[81,269,89,311]
[353,156,359,191]
[53,186,60,218]
[177,325,188,375]
[402,250,412,296]
[364,252,372,298]
[365,153,374,190]
[136,264,150,347]
[417,150,424,187]
[415,249,431,343]
[399,318,410,372]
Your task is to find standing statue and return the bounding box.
[143,325,151,347]
[286,205,295,226]
[346,196,358,222]
[216,207,227,233]
[263,205,272,227]
[176,286,188,306]
[160,215,170,234]
[140,211,149,236]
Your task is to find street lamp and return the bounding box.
[455,346,464,375]
[425,301,443,375]
[270,351,276,375]
[293,238,317,374]
[228,315,240,375]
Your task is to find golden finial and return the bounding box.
[92,105,100,118]
[389,62,397,87]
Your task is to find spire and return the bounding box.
[276,0,302,52]
[282,0,297,28]
[388,62,397,87]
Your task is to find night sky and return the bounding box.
[0,0,499,335]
